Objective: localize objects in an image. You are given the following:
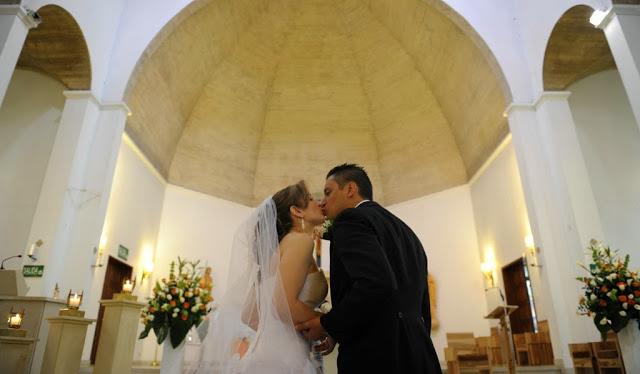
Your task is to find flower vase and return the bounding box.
[160,339,186,374]
[617,324,640,373]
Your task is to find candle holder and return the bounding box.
[7,307,24,329]
[59,290,85,317]
[113,277,138,301]
[0,307,27,337]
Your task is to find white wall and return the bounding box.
[569,69,640,265]
[0,69,64,267]
[137,184,252,361]
[388,186,489,363]
[469,140,550,326]
[81,135,167,361]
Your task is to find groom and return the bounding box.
[296,164,442,373]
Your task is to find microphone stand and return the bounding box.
[1,254,23,270]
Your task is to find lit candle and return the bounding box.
[8,313,22,329]
[69,293,81,309]
[122,279,133,293]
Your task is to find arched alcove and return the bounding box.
[543,5,616,90]
[17,4,91,90]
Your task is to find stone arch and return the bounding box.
[17,4,91,90]
[543,4,616,90]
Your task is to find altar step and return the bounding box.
[79,362,160,373]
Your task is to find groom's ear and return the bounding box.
[346,181,358,198]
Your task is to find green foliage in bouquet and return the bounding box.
[139,257,214,348]
[577,240,640,340]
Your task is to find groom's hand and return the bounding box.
[314,336,336,356]
[295,316,328,340]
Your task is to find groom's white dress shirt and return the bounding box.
[355,200,370,208]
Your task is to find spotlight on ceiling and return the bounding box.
[589,8,609,27]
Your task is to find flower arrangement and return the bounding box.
[139,257,214,348]
[577,240,640,339]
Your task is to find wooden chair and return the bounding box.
[445,333,490,374]
[569,343,595,373]
[537,320,549,333]
[487,335,504,366]
[592,339,625,373]
[513,333,530,365]
[526,332,554,365]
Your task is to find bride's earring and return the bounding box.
[301,218,305,232]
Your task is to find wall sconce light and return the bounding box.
[141,245,154,284]
[27,239,43,261]
[480,250,496,288]
[92,232,107,268]
[525,234,542,268]
[67,290,83,310]
[7,307,25,329]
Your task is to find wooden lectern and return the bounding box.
[485,305,518,374]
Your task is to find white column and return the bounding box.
[24,91,129,298]
[505,92,605,369]
[0,5,40,107]
[597,5,640,127]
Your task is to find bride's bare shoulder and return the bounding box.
[280,232,313,254]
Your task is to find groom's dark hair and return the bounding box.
[327,163,373,201]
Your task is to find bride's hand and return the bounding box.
[313,336,336,356]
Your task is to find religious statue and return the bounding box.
[428,273,439,330]
[199,266,213,290]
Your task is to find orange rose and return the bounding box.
[171,288,178,295]
[629,299,636,305]
[200,304,206,310]
[634,291,640,297]
[183,302,190,309]
[181,314,188,321]
[618,295,628,303]
[149,307,156,313]
[601,286,609,293]
[170,300,176,307]
[599,300,608,307]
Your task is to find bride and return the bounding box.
[188,181,330,373]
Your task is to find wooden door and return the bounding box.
[502,257,535,334]
[90,256,133,364]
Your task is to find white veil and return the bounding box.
[187,197,316,374]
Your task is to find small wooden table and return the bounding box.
[485,305,518,374]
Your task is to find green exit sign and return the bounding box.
[118,245,129,261]
[23,265,44,277]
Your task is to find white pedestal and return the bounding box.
[42,314,94,374]
[618,323,640,373]
[0,336,37,374]
[161,340,186,374]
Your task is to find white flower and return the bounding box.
[179,289,184,296]
[172,312,178,318]
[619,283,626,291]
[628,279,633,285]
[148,314,155,321]
[191,305,199,313]
[180,297,185,303]
[620,311,627,317]
[167,294,172,300]
[590,280,597,287]
[607,291,612,298]
[629,294,634,299]
[195,297,202,304]
[600,317,609,325]
[623,303,628,309]
[635,304,640,310]
[174,308,180,313]
[590,294,597,301]
[606,273,618,281]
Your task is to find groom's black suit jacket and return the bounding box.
[320,201,442,374]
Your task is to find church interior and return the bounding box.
[1,0,640,373]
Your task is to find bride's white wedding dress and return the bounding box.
[187,198,328,374]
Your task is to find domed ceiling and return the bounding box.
[125,0,509,206]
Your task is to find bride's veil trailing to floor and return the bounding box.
[187,198,315,373]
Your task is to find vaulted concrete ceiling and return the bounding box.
[17,5,91,90]
[125,0,509,206]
